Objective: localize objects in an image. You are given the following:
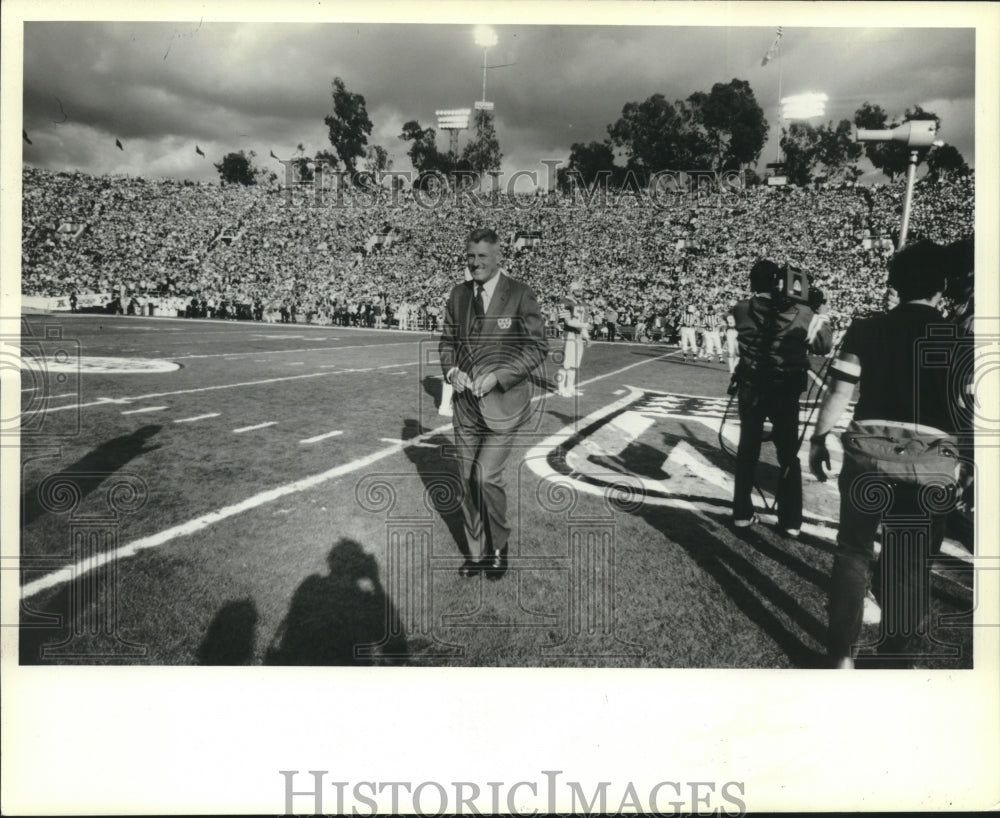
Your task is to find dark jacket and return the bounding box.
[733,294,831,390]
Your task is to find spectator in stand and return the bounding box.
[20,167,972,337]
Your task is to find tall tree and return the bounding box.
[214,150,262,186]
[815,119,864,181]
[324,77,373,176]
[559,140,621,189]
[364,144,391,174]
[779,123,821,186]
[854,102,941,181]
[461,109,502,173]
[686,79,768,171]
[400,120,447,173]
[925,143,970,180]
[608,94,710,180]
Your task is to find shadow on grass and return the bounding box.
[637,504,829,669]
[21,425,163,528]
[400,418,471,562]
[197,599,259,665]
[264,538,407,665]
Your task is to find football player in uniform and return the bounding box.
[557,281,591,397]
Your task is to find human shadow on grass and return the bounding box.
[637,503,829,668]
[21,425,162,528]
[197,599,259,665]
[400,419,472,563]
[264,538,407,665]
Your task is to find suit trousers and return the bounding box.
[733,381,803,529]
[452,391,516,558]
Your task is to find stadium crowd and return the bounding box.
[21,166,974,337]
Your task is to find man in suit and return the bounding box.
[439,228,548,580]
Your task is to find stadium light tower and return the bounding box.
[474,25,498,104]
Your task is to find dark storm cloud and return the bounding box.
[21,21,975,183]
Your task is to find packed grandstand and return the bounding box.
[21,166,974,335]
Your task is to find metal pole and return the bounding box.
[482,47,488,103]
[898,149,919,250]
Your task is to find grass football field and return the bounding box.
[15,313,974,667]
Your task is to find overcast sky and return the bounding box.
[19,17,977,186]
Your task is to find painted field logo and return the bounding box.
[41,356,180,374]
[528,387,741,514]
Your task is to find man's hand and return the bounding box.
[450,368,472,393]
[809,437,831,482]
[472,371,498,398]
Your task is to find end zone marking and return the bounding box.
[233,421,277,433]
[174,413,220,424]
[300,430,344,444]
[121,406,167,415]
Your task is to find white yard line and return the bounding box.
[20,350,681,599]
[300,430,344,444]
[121,406,167,415]
[174,413,220,424]
[233,421,277,434]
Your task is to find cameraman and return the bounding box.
[809,240,968,668]
[731,260,832,536]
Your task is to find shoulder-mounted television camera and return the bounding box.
[776,263,811,306]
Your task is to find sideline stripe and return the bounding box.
[175,340,414,361]
[300,430,344,444]
[174,413,220,424]
[19,349,680,600]
[20,421,452,599]
[38,360,422,414]
[121,405,167,415]
[233,421,277,433]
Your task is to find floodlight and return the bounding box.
[474,26,498,48]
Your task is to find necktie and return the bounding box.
[474,284,485,318]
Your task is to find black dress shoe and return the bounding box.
[484,547,508,581]
[458,559,481,578]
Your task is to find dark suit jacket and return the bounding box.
[439,272,548,432]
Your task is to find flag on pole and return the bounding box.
[196,145,205,156]
[115,138,124,150]
[761,26,783,67]
[23,129,32,145]
[270,150,279,159]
